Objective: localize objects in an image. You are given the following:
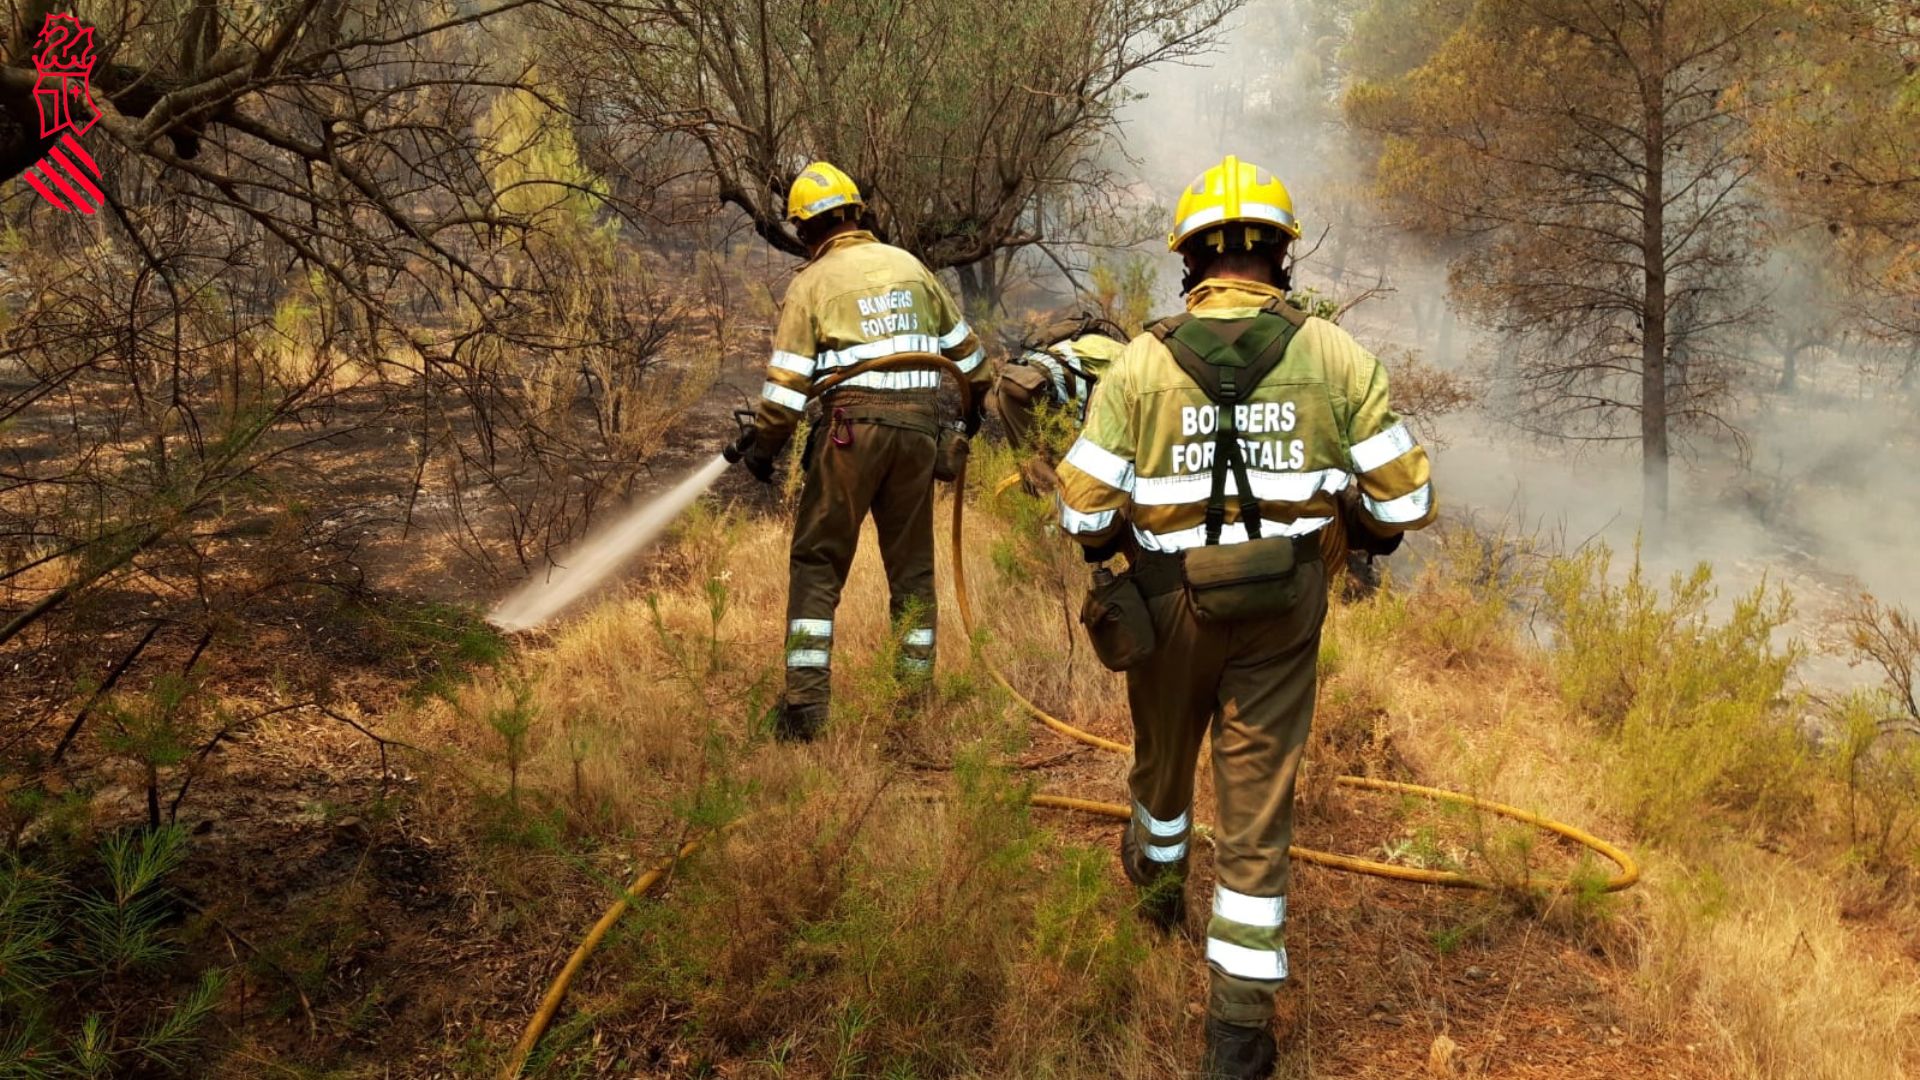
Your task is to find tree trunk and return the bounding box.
[1639,8,1671,536]
[954,261,1000,321]
[954,263,981,317]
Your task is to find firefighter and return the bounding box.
[1056,156,1436,1078]
[728,162,987,742]
[989,312,1129,490]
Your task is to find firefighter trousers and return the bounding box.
[1120,554,1329,1027]
[784,408,939,713]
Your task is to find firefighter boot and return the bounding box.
[1120,825,1187,933]
[1202,1017,1277,1080]
[773,701,827,743]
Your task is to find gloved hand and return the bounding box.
[741,442,777,483]
[1337,486,1402,557]
[724,429,777,483]
[1081,533,1124,564]
[1349,523,1403,558]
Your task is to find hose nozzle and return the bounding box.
[723,408,757,464]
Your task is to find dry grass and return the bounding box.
[393,462,1920,1077]
[1341,524,1920,1080]
[398,448,1184,1074]
[1636,849,1920,1080]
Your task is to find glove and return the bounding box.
[1337,486,1402,557]
[741,442,777,484]
[724,429,777,483]
[1081,533,1124,564]
[1350,525,1403,558]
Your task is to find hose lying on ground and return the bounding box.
[500,353,1640,1078]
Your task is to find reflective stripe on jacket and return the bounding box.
[1021,332,1128,415]
[1056,278,1436,553]
[755,231,984,446]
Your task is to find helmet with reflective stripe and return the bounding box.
[787,161,864,224]
[1168,155,1302,253]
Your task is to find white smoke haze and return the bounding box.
[1102,1,1920,686]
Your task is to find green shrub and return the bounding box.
[96,676,206,832]
[1402,522,1539,665]
[1,827,228,1078]
[1543,546,1810,844]
[1088,255,1156,336]
[340,598,507,702]
[1827,690,1920,868]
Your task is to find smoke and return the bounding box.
[1102,1,1920,678]
[488,455,731,632]
[1426,388,1920,691]
[1429,384,1920,592]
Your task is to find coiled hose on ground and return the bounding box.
[500,354,1640,1078]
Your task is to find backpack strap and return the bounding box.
[1023,311,1128,356]
[1145,311,1191,343]
[1151,307,1306,545]
[1207,402,1262,543]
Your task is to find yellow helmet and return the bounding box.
[787,161,864,224]
[1168,155,1301,253]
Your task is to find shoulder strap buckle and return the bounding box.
[1202,502,1228,542]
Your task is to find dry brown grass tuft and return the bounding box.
[1637,849,1920,1080]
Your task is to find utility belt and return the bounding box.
[805,389,941,450]
[1129,534,1322,597]
[1081,531,1321,673]
[801,390,965,481]
[822,408,941,439]
[817,387,942,431]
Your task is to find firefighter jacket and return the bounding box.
[1056,278,1436,553]
[754,231,985,451]
[1018,332,1129,418]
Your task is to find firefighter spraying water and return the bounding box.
[728,162,987,742]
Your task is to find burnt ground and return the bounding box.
[0,338,785,1074]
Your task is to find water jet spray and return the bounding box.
[486,453,733,633]
[487,410,762,632]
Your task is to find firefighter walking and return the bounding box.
[1057,156,1437,1077]
[728,162,986,742]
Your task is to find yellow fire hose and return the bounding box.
[499,354,1639,1078]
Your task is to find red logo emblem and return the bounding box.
[23,13,104,214]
